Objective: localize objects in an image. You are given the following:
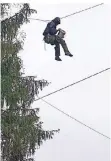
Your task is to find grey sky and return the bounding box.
[20,3,110,161]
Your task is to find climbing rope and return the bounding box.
[40,98,110,139]
[29,3,104,22]
[35,67,110,101]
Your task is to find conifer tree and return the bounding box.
[1,4,59,161]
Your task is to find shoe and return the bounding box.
[65,52,73,57]
[55,57,62,61]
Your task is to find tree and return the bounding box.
[1,3,59,161]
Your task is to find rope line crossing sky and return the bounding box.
[29,3,104,22]
[40,98,110,140]
[35,67,110,101]
[34,67,110,139]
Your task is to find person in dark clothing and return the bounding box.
[43,17,73,61]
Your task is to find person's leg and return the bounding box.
[54,42,62,61]
[56,36,73,57]
[45,35,61,61]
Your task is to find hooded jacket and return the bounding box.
[43,17,61,36]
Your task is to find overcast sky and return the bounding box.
[20,3,110,161]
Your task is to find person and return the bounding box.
[43,17,73,61]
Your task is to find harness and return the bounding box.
[43,29,66,50]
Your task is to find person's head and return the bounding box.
[52,17,61,25]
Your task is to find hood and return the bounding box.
[52,17,61,25]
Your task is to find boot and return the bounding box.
[55,57,62,61]
[65,51,73,57]
[60,39,73,57]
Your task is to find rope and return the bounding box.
[40,98,110,139]
[61,3,104,19]
[29,18,49,22]
[35,67,110,101]
[29,3,104,22]
[44,41,46,51]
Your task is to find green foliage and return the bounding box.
[1,3,59,161]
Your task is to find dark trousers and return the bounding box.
[54,35,69,58]
[44,35,69,58]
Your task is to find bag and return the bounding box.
[58,29,66,38]
[44,34,55,45]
